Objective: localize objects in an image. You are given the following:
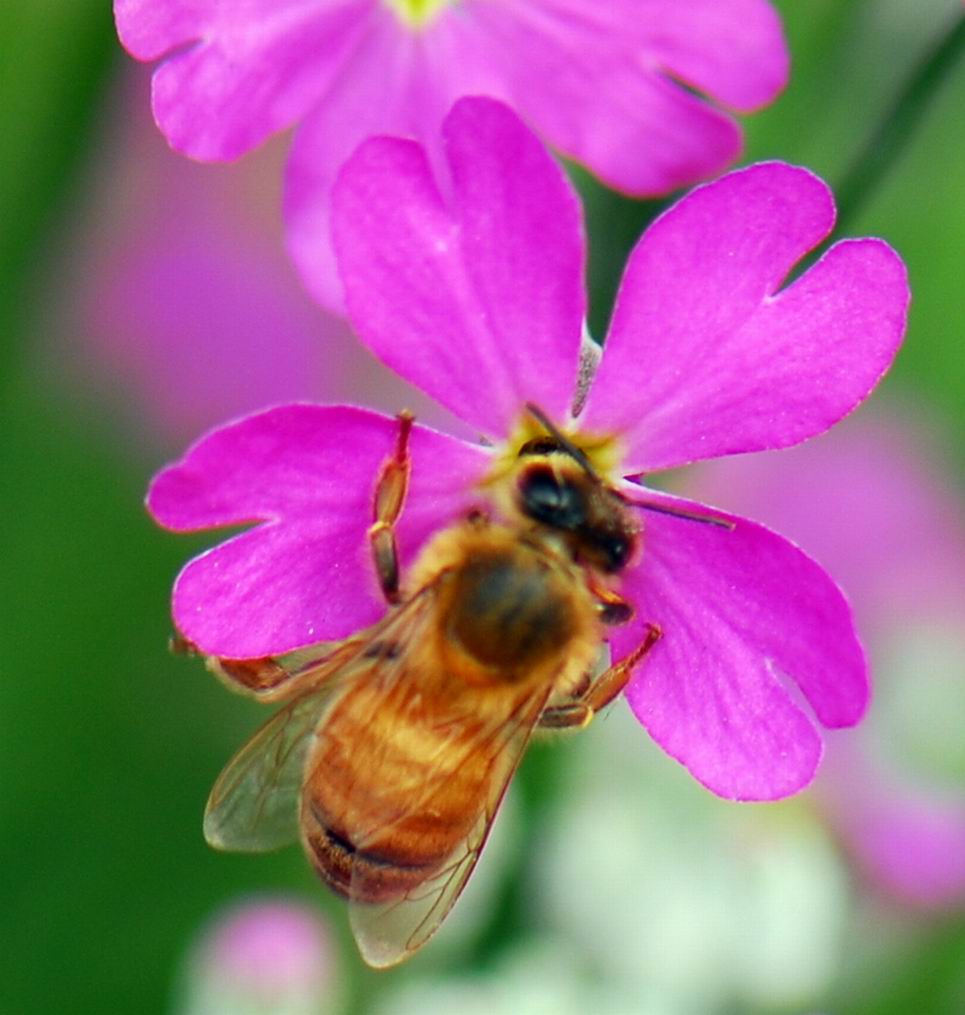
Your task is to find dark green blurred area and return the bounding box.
[1,2,964,1012]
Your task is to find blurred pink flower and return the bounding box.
[83,168,327,448]
[148,99,909,801]
[687,413,965,907]
[63,70,451,450]
[180,898,337,1015]
[114,0,789,311]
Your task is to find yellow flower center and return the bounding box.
[484,411,625,492]
[385,0,450,28]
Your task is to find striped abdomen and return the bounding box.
[299,536,597,905]
[300,674,524,904]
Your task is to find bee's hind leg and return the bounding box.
[368,411,415,604]
[539,622,662,729]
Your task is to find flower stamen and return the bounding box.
[483,411,624,493]
[385,0,450,29]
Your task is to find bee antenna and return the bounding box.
[524,403,597,478]
[629,497,736,530]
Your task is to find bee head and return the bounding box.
[516,434,636,574]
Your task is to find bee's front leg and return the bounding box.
[368,411,415,604]
[539,622,662,729]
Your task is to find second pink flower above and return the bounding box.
[115,0,789,310]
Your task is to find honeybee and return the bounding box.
[185,405,685,968]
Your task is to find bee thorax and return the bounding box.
[443,546,576,674]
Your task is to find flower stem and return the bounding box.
[833,10,965,234]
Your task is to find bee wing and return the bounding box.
[204,639,364,702]
[203,679,348,852]
[347,686,551,968]
[204,589,441,852]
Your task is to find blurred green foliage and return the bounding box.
[1,1,963,1012]
[0,4,116,376]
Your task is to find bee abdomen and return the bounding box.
[301,803,445,903]
[301,702,488,903]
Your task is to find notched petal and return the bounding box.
[615,486,869,800]
[116,0,372,159]
[581,163,909,472]
[332,96,585,439]
[147,404,489,656]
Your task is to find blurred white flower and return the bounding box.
[372,938,637,1015]
[531,706,848,1013]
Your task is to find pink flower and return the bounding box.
[61,69,448,451]
[148,99,910,801]
[180,898,338,1014]
[77,81,326,448]
[687,413,965,906]
[114,0,789,311]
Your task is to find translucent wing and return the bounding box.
[203,639,364,702]
[347,685,552,968]
[204,680,347,852]
[204,588,441,852]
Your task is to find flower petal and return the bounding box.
[331,96,585,439]
[836,777,965,908]
[285,10,505,312]
[580,163,910,472]
[148,404,489,656]
[630,0,789,110]
[470,6,735,195]
[79,110,339,445]
[115,0,377,160]
[818,734,965,909]
[614,487,868,800]
[469,0,786,195]
[683,414,965,632]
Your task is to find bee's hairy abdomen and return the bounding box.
[300,679,499,903]
[300,520,604,907]
[302,803,440,903]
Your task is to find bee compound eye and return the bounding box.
[521,467,561,507]
[518,467,585,530]
[601,533,632,572]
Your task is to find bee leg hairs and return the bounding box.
[368,410,415,604]
[538,623,662,730]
